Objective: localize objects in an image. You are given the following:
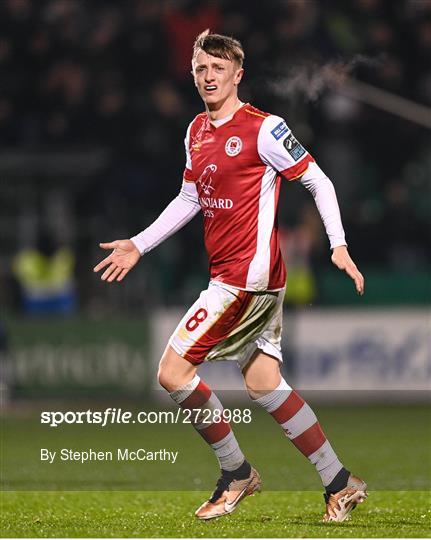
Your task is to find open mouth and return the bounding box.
[204,85,217,92]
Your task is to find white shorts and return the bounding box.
[169,281,284,369]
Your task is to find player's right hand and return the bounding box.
[93,239,140,282]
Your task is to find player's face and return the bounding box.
[192,50,243,108]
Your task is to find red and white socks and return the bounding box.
[170,374,347,492]
[254,378,344,488]
[170,375,246,473]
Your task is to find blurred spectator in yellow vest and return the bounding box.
[12,231,76,315]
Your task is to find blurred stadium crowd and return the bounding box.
[1,0,430,311]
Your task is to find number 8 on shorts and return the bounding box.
[185,308,208,332]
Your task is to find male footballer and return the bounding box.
[94,30,367,522]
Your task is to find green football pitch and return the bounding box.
[1,490,430,538]
[1,404,430,537]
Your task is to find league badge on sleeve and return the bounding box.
[271,121,289,140]
[283,132,306,161]
[225,136,243,157]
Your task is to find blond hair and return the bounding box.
[192,29,244,67]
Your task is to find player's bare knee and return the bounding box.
[245,382,269,401]
[157,361,179,392]
[242,353,282,399]
[158,346,197,392]
[157,364,171,391]
[158,366,196,392]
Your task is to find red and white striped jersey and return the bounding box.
[183,103,314,291]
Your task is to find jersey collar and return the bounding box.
[206,102,249,131]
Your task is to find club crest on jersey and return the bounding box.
[225,136,242,157]
[283,132,306,161]
[271,121,288,140]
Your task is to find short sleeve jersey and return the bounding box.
[184,103,314,291]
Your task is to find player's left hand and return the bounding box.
[331,245,365,295]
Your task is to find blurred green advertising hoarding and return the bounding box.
[1,318,150,397]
